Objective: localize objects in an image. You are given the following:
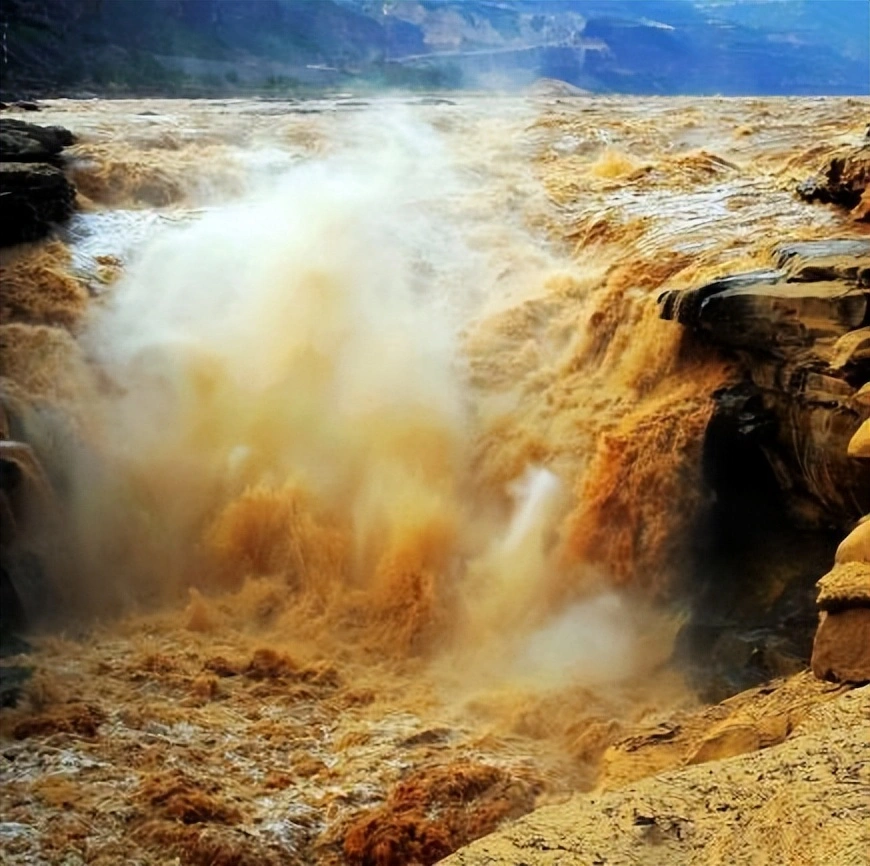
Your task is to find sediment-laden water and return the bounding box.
[0,93,866,865]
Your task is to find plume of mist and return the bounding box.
[47,109,477,614]
[463,466,564,637]
[510,592,639,687]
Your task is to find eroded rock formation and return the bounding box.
[660,239,869,696]
[660,239,869,527]
[811,519,870,684]
[0,118,74,163]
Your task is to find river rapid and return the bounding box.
[0,92,865,865]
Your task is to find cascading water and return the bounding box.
[3,93,859,866]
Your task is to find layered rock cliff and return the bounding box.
[659,238,869,527]
[658,238,869,696]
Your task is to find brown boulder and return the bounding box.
[811,608,870,683]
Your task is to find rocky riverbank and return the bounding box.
[445,681,869,866]
[658,237,869,694]
[0,118,77,246]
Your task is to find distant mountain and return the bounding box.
[1,0,867,97]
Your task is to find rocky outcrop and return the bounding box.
[806,282,870,685]
[798,144,870,221]
[810,518,870,684]
[596,671,848,791]
[812,606,870,684]
[661,239,870,697]
[0,162,76,246]
[0,434,53,632]
[659,238,870,528]
[0,118,74,163]
[0,120,76,247]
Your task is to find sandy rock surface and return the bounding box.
[816,561,870,609]
[445,686,870,866]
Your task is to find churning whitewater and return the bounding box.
[14,105,670,679]
[5,92,864,865]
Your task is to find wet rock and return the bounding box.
[1,436,56,629]
[659,272,866,357]
[774,238,870,284]
[0,120,77,246]
[657,269,783,325]
[1,439,51,530]
[675,280,864,355]
[674,373,843,700]
[0,562,27,635]
[665,240,870,694]
[0,118,75,163]
[0,162,76,247]
[0,631,32,658]
[659,241,870,529]
[797,143,870,220]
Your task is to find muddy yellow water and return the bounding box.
[0,93,866,865]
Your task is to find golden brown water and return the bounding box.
[1,94,867,865]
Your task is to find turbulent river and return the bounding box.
[0,92,865,865]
